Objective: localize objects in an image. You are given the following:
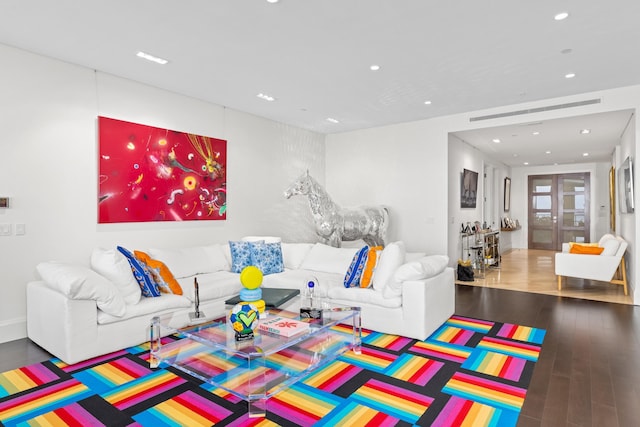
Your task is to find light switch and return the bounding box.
[15,223,25,235]
[0,223,11,236]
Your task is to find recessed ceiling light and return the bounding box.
[369,64,381,71]
[326,118,340,124]
[565,73,576,79]
[256,93,276,102]
[266,0,279,3]
[561,48,573,55]
[580,129,591,134]
[424,100,432,105]
[545,150,551,154]
[136,51,169,65]
[583,153,589,157]
[492,138,501,143]
[532,131,540,135]
[513,154,519,157]
[524,162,529,165]
[554,12,569,21]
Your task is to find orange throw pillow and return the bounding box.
[134,250,183,295]
[569,244,604,255]
[360,246,383,288]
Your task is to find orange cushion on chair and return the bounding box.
[569,244,604,255]
[134,250,183,295]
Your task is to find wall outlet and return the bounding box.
[15,223,25,235]
[0,223,12,236]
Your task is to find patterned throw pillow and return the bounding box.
[360,246,383,288]
[117,246,161,298]
[343,246,369,288]
[134,250,183,295]
[250,241,284,275]
[229,240,262,273]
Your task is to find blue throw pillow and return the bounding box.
[343,246,369,288]
[229,241,262,273]
[117,246,161,298]
[250,241,284,275]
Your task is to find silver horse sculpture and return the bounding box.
[284,171,389,248]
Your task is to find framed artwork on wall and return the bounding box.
[618,156,634,213]
[461,168,478,208]
[98,116,227,223]
[609,166,616,230]
[504,177,511,212]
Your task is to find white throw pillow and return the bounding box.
[90,248,142,305]
[299,243,359,275]
[601,239,620,256]
[281,243,315,269]
[598,234,616,246]
[394,255,449,282]
[36,262,126,317]
[148,244,229,278]
[242,236,282,243]
[373,241,406,295]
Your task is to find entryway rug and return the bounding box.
[0,315,545,426]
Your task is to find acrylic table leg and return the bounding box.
[149,316,161,368]
[352,308,362,355]
[248,397,267,418]
[247,354,267,417]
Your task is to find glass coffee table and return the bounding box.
[149,301,361,418]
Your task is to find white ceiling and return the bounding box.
[1,1,639,166]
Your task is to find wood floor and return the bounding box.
[457,248,634,305]
[1,259,639,426]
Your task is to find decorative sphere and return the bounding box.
[240,266,263,290]
[228,302,259,334]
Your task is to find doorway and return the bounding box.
[528,173,591,250]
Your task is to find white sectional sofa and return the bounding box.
[27,239,455,364]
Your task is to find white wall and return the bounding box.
[0,44,325,342]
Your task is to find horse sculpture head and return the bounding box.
[283,170,315,199]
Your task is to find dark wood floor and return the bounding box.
[1,285,639,426]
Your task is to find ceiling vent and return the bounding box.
[469,99,601,122]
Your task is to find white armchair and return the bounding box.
[555,234,628,295]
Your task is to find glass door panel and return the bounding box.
[528,173,590,250]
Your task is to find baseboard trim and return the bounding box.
[0,317,27,344]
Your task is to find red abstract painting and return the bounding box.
[98,117,227,223]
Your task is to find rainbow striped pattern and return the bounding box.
[0,315,544,426]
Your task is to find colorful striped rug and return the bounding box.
[0,315,544,426]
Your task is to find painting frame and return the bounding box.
[461,168,479,209]
[618,156,635,214]
[98,116,227,223]
[504,177,511,212]
[609,166,616,230]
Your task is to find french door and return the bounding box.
[528,173,590,250]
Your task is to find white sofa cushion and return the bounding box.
[299,243,359,275]
[242,236,282,243]
[328,287,402,308]
[148,244,229,278]
[395,255,449,281]
[281,243,314,270]
[97,294,192,325]
[36,262,126,317]
[90,248,142,305]
[373,241,406,295]
[600,238,620,256]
